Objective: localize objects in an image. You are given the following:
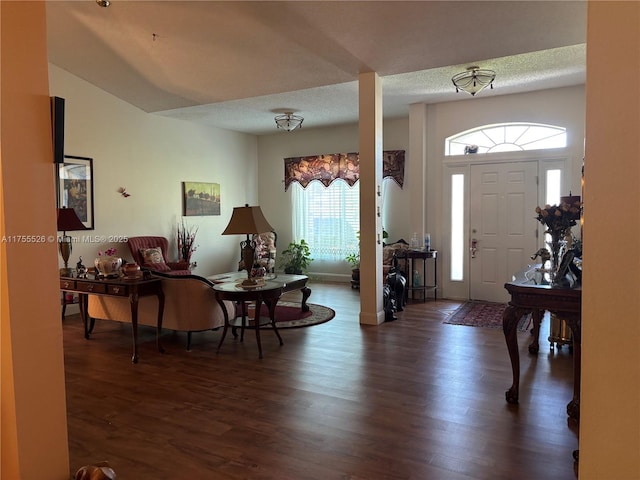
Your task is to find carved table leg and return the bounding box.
[300,286,312,312]
[129,293,140,364]
[564,313,581,422]
[79,293,90,339]
[254,299,264,359]
[216,299,230,354]
[528,308,544,354]
[265,298,284,347]
[503,305,532,404]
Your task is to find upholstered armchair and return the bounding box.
[127,236,191,275]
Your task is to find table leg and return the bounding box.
[156,289,165,354]
[565,313,581,421]
[254,299,264,359]
[79,293,90,339]
[528,308,544,354]
[301,286,312,312]
[266,298,283,346]
[503,304,530,404]
[129,293,140,364]
[216,299,230,354]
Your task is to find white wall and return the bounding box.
[49,64,259,276]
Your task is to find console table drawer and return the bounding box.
[76,282,107,294]
[60,279,76,290]
[107,285,128,296]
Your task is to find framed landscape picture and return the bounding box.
[57,155,94,230]
[182,181,221,216]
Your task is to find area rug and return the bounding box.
[235,301,335,329]
[444,301,530,332]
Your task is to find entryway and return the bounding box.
[468,161,538,303]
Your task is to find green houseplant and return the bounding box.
[280,239,313,274]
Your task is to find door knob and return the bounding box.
[470,238,478,258]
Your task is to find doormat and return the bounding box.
[443,301,530,332]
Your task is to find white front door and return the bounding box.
[469,161,538,302]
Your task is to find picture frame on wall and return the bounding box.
[182,181,221,216]
[57,155,94,230]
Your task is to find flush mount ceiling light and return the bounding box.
[452,66,496,96]
[96,0,110,7]
[275,112,304,131]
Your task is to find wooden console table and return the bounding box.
[503,266,581,421]
[396,249,438,301]
[60,275,165,363]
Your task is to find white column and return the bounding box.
[409,103,428,240]
[358,72,385,325]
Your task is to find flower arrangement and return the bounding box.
[177,219,198,263]
[535,201,581,238]
[98,247,118,257]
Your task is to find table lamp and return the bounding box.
[222,204,274,286]
[57,206,87,276]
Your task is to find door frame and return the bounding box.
[441,152,569,301]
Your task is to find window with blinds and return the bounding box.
[291,180,360,261]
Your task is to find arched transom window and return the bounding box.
[445,122,567,156]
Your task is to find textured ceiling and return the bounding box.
[46,1,587,135]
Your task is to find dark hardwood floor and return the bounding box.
[63,282,578,479]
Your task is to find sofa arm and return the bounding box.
[168,261,190,270]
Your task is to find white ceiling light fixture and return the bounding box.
[275,112,304,131]
[452,66,496,96]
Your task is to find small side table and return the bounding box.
[213,280,284,359]
[396,249,438,302]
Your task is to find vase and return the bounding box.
[94,256,123,278]
[545,233,567,286]
[122,262,141,278]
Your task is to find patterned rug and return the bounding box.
[235,301,335,329]
[444,301,530,331]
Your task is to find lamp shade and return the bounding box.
[57,207,87,233]
[222,205,274,235]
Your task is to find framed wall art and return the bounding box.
[57,155,94,230]
[182,181,221,216]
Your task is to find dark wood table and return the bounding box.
[60,274,165,363]
[502,266,582,421]
[208,272,311,310]
[213,280,285,359]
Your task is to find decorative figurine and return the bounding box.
[530,247,551,265]
[76,256,87,278]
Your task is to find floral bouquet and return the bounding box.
[535,200,581,238]
[177,220,198,263]
[98,247,118,257]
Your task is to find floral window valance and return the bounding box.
[284,150,405,191]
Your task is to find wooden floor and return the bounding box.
[63,282,578,480]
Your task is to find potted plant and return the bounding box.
[345,251,360,288]
[280,239,313,274]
